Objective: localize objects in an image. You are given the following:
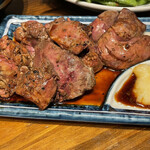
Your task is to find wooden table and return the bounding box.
[0,0,150,149]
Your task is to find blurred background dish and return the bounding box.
[65,0,150,12]
[0,0,11,10]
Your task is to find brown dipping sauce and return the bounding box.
[115,73,150,109]
[64,68,120,106]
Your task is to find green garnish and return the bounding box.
[78,0,150,7]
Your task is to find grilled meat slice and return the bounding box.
[112,8,146,40]
[45,17,65,34]
[0,35,32,67]
[97,8,148,70]
[14,19,103,73]
[82,51,103,73]
[35,40,95,102]
[7,41,32,67]
[14,21,49,58]
[14,21,49,41]
[81,44,103,73]
[0,35,10,50]
[48,17,91,55]
[130,35,150,62]
[16,55,57,110]
[0,35,57,110]
[98,29,150,70]
[90,10,119,42]
[0,55,18,98]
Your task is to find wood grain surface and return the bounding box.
[0,0,150,150]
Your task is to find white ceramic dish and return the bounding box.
[105,60,150,112]
[66,0,150,12]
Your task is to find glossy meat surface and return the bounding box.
[0,55,18,98]
[35,40,95,101]
[97,8,149,70]
[90,10,119,42]
[0,35,57,109]
[48,18,91,55]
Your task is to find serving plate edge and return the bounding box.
[0,15,150,125]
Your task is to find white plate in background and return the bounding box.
[65,0,150,12]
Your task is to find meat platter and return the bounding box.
[0,13,150,125]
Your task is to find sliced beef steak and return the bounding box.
[0,55,18,98]
[14,21,49,58]
[45,17,65,34]
[97,8,149,70]
[90,10,118,42]
[14,21,49,41]
[48,18,91,55]
[98,29,150,70]
[14,19,103,73]
[81,44,103,73]
[0,35,10,50]
[112,8,146,40]
[0,35,57,110]
[35,40,95,101]
[16,55,57,110]
[0,35,32,69]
